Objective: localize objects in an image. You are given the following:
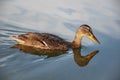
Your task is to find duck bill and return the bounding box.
[89,35,100,44]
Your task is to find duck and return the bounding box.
[10,24,100,50]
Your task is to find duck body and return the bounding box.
[10,24,100,50]
[11,32,70,50]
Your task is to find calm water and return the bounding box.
[0,0,120,80]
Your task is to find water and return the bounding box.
[0,0,120,80]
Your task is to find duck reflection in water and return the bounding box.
[11,44,67,58]
[73,48,99,67]
[12,44,99,67]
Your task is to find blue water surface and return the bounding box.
[0,0,120,80]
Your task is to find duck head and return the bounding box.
[72,24,100,48]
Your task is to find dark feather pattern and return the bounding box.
[15,32,69,50]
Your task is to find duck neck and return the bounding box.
[72,32,83,48]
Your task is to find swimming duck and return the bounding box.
[10,24,100,50]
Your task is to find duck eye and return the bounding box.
[84,28,89,32]
[89,28,92,32]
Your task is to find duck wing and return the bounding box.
[12,32,68,50]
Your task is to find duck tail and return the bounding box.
[10,36,18,40]
[10,36,25,44]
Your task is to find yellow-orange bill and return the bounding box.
[89,35,100,44]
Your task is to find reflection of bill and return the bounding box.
[11,44,99,67]
[73,48,99,67]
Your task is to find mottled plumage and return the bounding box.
[11,32,69,50]
[10,24,100,50]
